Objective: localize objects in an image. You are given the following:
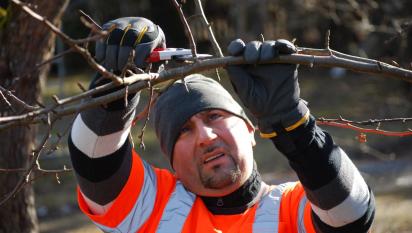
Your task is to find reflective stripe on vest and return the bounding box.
[297,196,308,233]
[153,182,298,233]
[252,183,290,233]
[156,181,196,233]
[95,160,157,233]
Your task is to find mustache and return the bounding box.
[202,142,225,155]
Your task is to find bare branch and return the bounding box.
[11,0,123,85]
[1,50,412,131]
[37,167,72,174]
[0,89,16,113]
[317,116,412,125]
[72,34,107,45]
[137,81,158,149]
[0,168,26,172]
[0,114,53,206]
[4,0,412,139]
[9,49,74,87]
[0,73,153,130]
[317,116,412,137]
[0,80,118,125]
[193,0,223,57]
[27,166,72,184]
[0,85,38,111]
[78,10,102,31]
[0,166,72,175]
[325,30,330,49]
[317,121,412,137]
[170,0,197,58]
[36,48,73,69]
[77,82,87,92]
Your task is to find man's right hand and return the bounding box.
[95,17,166,72]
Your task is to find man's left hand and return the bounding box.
[226,39,309,137]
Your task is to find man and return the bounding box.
[68,17,375,232]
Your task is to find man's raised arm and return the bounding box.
[68,17,165,215]
[226,39,375,232]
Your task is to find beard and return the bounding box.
[198,154,242,189]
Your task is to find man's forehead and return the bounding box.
[182,109,239,125]
[192,109,232,118]
[197,109,231,116]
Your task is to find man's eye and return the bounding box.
[208,113,223,121]
[180,126,191,134]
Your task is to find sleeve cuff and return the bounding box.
[260,110,310,139]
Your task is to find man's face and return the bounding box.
[172,109,256,197]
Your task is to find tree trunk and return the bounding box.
[0,0,68,232]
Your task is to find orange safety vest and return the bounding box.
[78,151,316,233]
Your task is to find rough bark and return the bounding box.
[0,0,68,232]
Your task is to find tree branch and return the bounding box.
[78,10,102,31]
[137,81,157,149]
[171,0,197,58]
[5,0,412,141]
[1,50,412,130]
[317,121,412,137]
[193,0,223,57]
[0,85,39,111]
[11,0,123,85]
[0,114,53,206]
[318,116,412,125]
[0,89,16,113]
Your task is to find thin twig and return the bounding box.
[317,121,412,137]
[193,0,223,57]
[317,116,412,125]
[0,74,152,127]
[77,82,87,92]
[132,93,159,125]
[0,85,38,111]
[0,167,72,174]
[78,10,102,31]
[0,114,53,206]
[138,81,158,149]
[46,114,78,155]
[36,49,73,68]
[72,34,107,45]
[0,90,16,113]
[11,0,122,85]
[325,29,331,50]
[215,68,221,82]
[27,167,72,183]
[170,0,197,58]
[38,167,72,173]
[0,168,26,172]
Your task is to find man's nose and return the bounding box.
[196,125,217,147]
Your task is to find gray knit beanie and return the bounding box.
[152,74,252,166]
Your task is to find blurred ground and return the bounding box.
[36,67,412,232]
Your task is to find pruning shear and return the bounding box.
[148,48,213,62]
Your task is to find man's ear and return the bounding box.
[170,155,178,177]
[246,122,256,147]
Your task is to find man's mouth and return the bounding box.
[204,153,225,164]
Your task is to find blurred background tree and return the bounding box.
[0,0,68,232]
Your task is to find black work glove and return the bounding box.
[91,17,166,110]
[226,39,309,138]
[95,17,166,72]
